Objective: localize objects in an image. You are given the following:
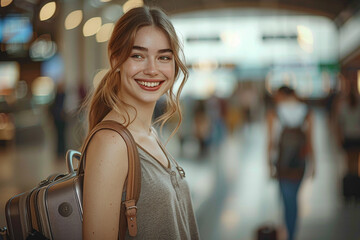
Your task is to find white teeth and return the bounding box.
[137,81,160,87]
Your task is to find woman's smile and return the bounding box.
[135,79,165,91]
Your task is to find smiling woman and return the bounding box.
[119,26,175,103]
[81,6,199,240]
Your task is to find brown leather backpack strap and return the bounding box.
[78,120,141,239]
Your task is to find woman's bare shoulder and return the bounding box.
[85,129,128,172]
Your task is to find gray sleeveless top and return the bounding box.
[125,143,200,240]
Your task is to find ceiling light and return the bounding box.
[96,23,114,43]
[65,10,83,30]
[83,17,102,37]
[1,0,13,7]
[39,2,56,21]
[220,32,241,47]
[297,25,313,53]
[123,0,143,14]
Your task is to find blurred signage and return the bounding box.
[186,35,221,43]
[1,15,33,44]
[262,34,298,41]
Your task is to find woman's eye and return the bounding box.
[131,54,143,59]
[159,56,172,61]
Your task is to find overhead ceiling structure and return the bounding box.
[2,0,360,66]
[145,0,360,67]
[2,0,360,35]
[2,0,360,33]
[145,0,360,27]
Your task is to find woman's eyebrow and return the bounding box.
[133,45,147,51]
[132,45,173,54]
[158,49,173,54]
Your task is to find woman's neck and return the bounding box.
[106,102,156,135]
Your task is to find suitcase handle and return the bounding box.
[66,150,81,174]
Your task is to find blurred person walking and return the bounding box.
[336,87,360,174]
[267,86,315,240]
[335,86,360,200]
[49,81,67,159]
[193,100,211,158]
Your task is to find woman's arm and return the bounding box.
[83,130,129,239]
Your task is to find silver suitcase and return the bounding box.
[5,121,141,240]
[6,150,82,240]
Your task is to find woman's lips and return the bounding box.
[135,80,164,91]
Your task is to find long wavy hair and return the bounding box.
[84,6,188,140]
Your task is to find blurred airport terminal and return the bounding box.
[1,0,360,239]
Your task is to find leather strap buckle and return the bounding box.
[123,200,138,236]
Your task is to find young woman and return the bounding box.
[82,7,200,239]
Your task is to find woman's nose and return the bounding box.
[143,59,158,76]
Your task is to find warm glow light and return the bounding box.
[220,32,241,47]
[31,76,55,96]
[65,10,83,30]
[297,25,313,53]
[1,0,13,7]
[93,69,108,88]
[96,23,114,43]
[123,0,144,14]
[192,60,218,72]
[100,0,112,2]
[357,70,360,94]
[297,26,313,45]
[39,2,56,21]
[83,17,102,37]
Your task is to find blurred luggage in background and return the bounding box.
[257,225,278,240]
[342,173,360,201]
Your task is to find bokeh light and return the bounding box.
[39,2,56,21]
[65,10,83,30]
[83,17,102,37]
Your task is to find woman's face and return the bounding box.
[119,26,175,107]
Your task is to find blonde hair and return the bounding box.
[84,6,188,139]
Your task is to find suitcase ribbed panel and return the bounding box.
[37,188,52,239]
[18,193,31,237]
[29,188,41,232]
[6,194,25,240]
[46,177,83,240]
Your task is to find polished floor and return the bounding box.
[0,108,359,240]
